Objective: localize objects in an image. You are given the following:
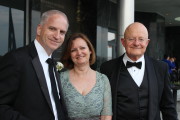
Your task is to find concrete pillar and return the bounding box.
[25,0,30,45]
[117,0,134,56]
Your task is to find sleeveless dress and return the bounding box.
[60,70,112,120]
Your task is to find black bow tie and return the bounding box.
[126,61,142,69]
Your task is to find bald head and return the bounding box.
[124,22,148,39]
[121,22,150,61]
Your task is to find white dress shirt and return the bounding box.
[34,40,59,120]
[123,53,145,87]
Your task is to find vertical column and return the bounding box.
[96,26,108,69]
[25,0,30,45]
[117,0,134,56]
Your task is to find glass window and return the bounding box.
[0,6,9,55]
[107,32,116,60]
[0,5,24,56]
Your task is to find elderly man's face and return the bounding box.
[121,23,150,61]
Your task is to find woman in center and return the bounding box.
[60,33,112,120]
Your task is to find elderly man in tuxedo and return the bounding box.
[100,22,178,120]
[0,10,69,120]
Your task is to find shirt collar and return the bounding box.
[34,39,52,62]
[123,53,144,66]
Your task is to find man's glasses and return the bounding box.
[125,38,150,43]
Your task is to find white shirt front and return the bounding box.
[34,40,58,120]
[123,53,145,87]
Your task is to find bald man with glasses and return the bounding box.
[100,22,178,120]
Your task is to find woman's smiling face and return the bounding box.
[70,38,92,66]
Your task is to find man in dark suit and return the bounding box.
[0,10,69,120]
[100,22,178,120]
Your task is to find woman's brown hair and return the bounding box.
[61,33,96,69]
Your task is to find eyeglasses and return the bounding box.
[125,38,150,43]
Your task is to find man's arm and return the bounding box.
[0,52,29,120]
[158,61,178,120]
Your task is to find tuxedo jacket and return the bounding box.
[100,54,178,120]
[0,42,68,120]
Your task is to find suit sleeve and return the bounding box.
[0,52,29,120]
[100,61,113,81]
[159,62,178,120]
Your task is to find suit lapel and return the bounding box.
[53,62,68,119]
[111,55,124,120]
[52,59,63,97]
[145,56,158,120]
[54,66,62,96]
[29,42,53,112]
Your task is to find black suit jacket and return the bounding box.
[0,42,68,120]
[100,54,178,120]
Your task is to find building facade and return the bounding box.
[0,0,168,69]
